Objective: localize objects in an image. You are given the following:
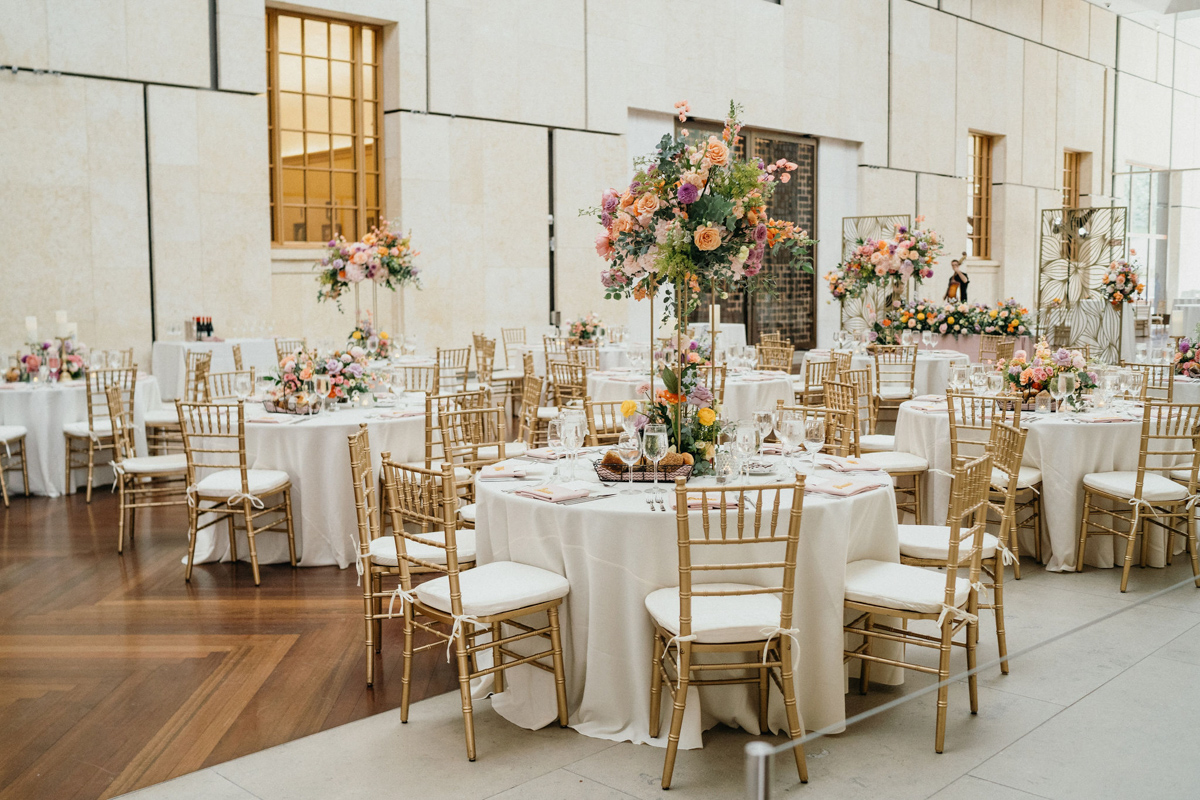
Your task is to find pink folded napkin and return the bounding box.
[0,383,22,390]
[738,373,781,382]
[820,456,884,473]
[670,492,743,510]
[805,478,885,497]
[908,402,947,413]
[914,394,946,402]
[478,464,528,480]
[378,410,424,419]
[761,444,784,455]
[247,415,292,424]
[524,447,565,461]
[1081,415,1135,423]
[514,485,590,502]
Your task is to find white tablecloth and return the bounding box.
[152,339,279,400]
[1176,377,1200,403]
[1175,304,1200,337]
[692,322,747,349]
[833,350,970,397]
[894,400,1180,572]
[190,403,426,568]
[510,344,630,377]
[474,460,902,746]
[0,375,159,497]
[586,370,794,422]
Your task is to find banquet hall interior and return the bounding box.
[6,0,1200,798]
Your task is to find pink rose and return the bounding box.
[595,232,613,259]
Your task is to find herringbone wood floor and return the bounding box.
[0,493,458,800]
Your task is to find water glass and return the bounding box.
[970,371,989,396]
[734,421,757,479]
[546,418,565,483]
[753,410,773,454]
[616,431,642,494]
[234,373,252,401]
[1057,372,1076,411]
[642,424,669,499]
[803,416,825,470]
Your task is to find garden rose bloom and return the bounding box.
[612,213,636,234]
[602,188,619,213]
[595,232,613,259]
[634,192,660,219]
[697,407,717,426]
[681,170,705,189]
[753,223,768,245]
[694,226,721,251]
[705,136,729,166]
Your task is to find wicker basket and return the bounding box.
[262,398,322,416]
[593,462,692,483]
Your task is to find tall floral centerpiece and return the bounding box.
[825,218,943,306]
[1102,256,1144,309]
[316,221,420,327]
[592,101,815,467]
[997,339,1097,407]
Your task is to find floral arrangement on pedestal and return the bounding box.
[824,217,943,302]
[349,313,390,359]
[591,100,815,467]
[619,353,723,473]
[1174,337,1200,378]
[567,313,605,343]
[870,298,1031,343]
[1101,257,1144,309]
[316,222,420,308]
[996,339,1097,407]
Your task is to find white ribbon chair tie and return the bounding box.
[758,626,801,664]
[936,602,980,629]
[663,633,698,689]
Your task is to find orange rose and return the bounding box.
[619,190,635,209]
[612,213,636,234]
[634,192,660,218]
[705,136,729,166]
[694,225,721,251]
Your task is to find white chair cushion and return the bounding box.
[878,387,913,400]
[0,424,27,442]
[536,407,560,420]
[645,583,782,644]
[143,409,180,425]
[860,434,895,452]
[991,465,1043,490]
[475,441,528,460]
[368,529,477,566]
[897,524,999,561]
[493,369,524,380]
[1170,468,1196,483]
[844,559,970,614]
[121,454,187,474]
[401,462,473,484]
[458,502,477,522]
[860,451,929,472]
[416,561,569,617]
[195,468,290,498]
[64,419,112,438]
[1082,471,1188,502]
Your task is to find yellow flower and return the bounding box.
[947,316,955,324]
[697,408,717,426]
[620,399,638,418]
[380,332,389,340]
[352,331,363,340]
[989,310,998,318]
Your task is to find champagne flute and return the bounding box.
[987,372,1004,395]
[1117,368,1132,411]
[753,410,773,455]
[616,431,643,494]
[643,424,669,500]
[970,370,988,396]
[560,411,585,481]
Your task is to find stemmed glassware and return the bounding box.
[734,420,757,480]
[560,411,585,480]
[642,424,669,501]
[234,373,252,402]
[616,431,642,494]
[1056,372,1076,413]
[753,410,774,456]
[987,372,1004,395]
[803,416,825,472]
[776,414,804,474]
[546,418,565,484]
[970,368,989,396]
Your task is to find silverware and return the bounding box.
[558,493,617,506]
[657,497,667,512]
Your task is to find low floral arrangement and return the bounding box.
[349,313,390,359]
[317,222,420,308]
[568,313,605,343]
[871,298,1031,344]
[825,217,943,301]
[18,353,41,382]
[619,355,722,474]
[1101,257,1144,309]
[317,347,373,401]
[997,339,1097,407]
[1174,337,1200,378]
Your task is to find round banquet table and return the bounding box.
[152,339,278,401]
[586,369,794,422]
[0,375,159,497]
[509,344,630,377]
[190,402,426,569]
[1175,376,1200,404]
[473,458,903,748]
[894,399,1184,572]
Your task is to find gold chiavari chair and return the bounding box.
[275,337,307,362]
[774,401,855,458]
[800,357,835,405]
[398,363,440,395]
[1123,361,1175,402]
[756,342,795,373]
[515,371,549,448]
[831,350,852,376]
[841,367,889,451]
[500,326,526,370]
[871,345,917,425]
[759,332,785,345]
[1050,325,1071,348]
[439,406,518,479]
[437,346,472,392]
[105,386,187,553]
[994,338,1015,364]
[647,475,809,789]
[64,367,137,502]
[478,334,523,405]
[582,397,626,446]
[824,379,929,523]
[231,343,244,371]
[176,400,297,585]
[1076,401,1200,592]
[897,421,1019,676]
[379,457,570,760]
[146,350,212,455]
[697,363,727,405]
[543,335,569,364]
[978,334,1005,363]
[0,424,30,507]
[416,390,491,478]
[844,453,991,753]
[548,361,588,408]
[566,345,599,370]
[349,425,477,686]
[206,368,257,402]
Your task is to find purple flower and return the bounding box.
[687,383,714,407]
[1181,339,1192,353]
[601,211,613,227]
[677,183,699,204]
[633,414,649,431]
[348,363,364,377]
[753,223,768,245]
[1052,348,1072,367]
[601,270,615,288]
[689,340,699,351]
[1087,371,1098,384]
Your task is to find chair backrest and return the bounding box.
[438,406,508,474]
[802,358,835,404]
[947,391,1022,466]
[871,345,917,401]
[978,334,1004,363]
[275,338,307,363]
[671,475,806,641]
[841,367,874,434]
[231,343,244,371]
[566,345,599,369]
[423,389,491,467]
[818,382,864,457]
[543,336,569,358]
[994,338,1015,363]
[1050,325,1071,348]
[474,336,496,387]
[175,400,250,493]
[941,454,993,592]
[380,456,466,604]
[516,373,546,446]
[501,327,526,368]
[206,368,257,402]
[1124,362,1175,401]
[756,342,795,373]
[104,385,137,464]
[549,361,587,407]
[436,346,472,392]
[831,350,852,376]
[1131,401,1200,498]
[583,396,626,446]
[184,350,213,402]
[776,400,854,457]
[86,368,137,431]
[986,420,1029,540]
[348,423,382,553]
[696,363,727,405]
[398,363,440,395]
[760,332,784,345]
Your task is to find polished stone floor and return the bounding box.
[118,560,1200,800]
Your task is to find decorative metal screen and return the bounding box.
[838,215,910,336]
[1037,207,1128,363]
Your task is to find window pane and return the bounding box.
[280,131,304,166]
[334,172,356,207]
[279,92,303,130]
[310,206,335,242]
[282,168,304,204]
[305,57,328,95]
[306,171,331,204]
[331,60,352,98]
[361,65,375,100]
[337,208,357,239]
[332,135,354,169]
[278,15,302,54]
[364,102,375,137]
[306,95,329,131]
[303,19,327,57]
[364,137,377,170]
[362,28,375,61]
[366,174,378,208]
[307,133,330,168]
[366,208,380,230]
[279,54,302,92]
[330,24,351,60]
[331,98,353,134]
[283,206,306,242]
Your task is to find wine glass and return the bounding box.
[777,415,804,474]
[560,411,585,480]
[987,372,1004,395]
[546,418,565,484]
[108,351,124,369]
[234,373,252,402]
[734,421,757,480]
[900,329,914,347]
[753,410,773,455]
[1117,368,1133,410]
[642,424,669,500]
[616,431,643,494]
[1057,372,1076,412]
[970,370,989,396]
[921,330,933,351]
[315,375,332,411]
[803,416,825,471]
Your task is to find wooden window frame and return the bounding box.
[267,9,384,247]
[1062,150,1081,209]
[968,133,993,260]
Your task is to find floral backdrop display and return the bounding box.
[868,298,1032,344]
[591,100,815,470]
[316,221,420,311]
[1175,323,1200,377]
[1101,256,1144,309]
[824,216,941,302]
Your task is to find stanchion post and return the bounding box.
[744,741,773,800]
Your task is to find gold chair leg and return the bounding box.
[934,621,953,753]
[363,576,376,687]
[778,639,808,784]
[284,489,298,567]
[85,438,95,503]
[992,564,1009,675]
[859,613,872,694]
[1120,513,1140,593]
[454,627,477,761]
[491,621,505,695]
[1005,496,1022,580]
[547,605,569,728]
[20,440,29,497]
[913,472,923,525]
[757,663,769,733]
[648,633,664,739]
[116,480,126,553]
[400,606,414,717]
[1075,491,1092,573]
[185,506,199,582]
[63,434,72,496]
[1033,491,1044,564]
[661,645,691,790]
[0,457,8,508]
[967,596,979,714]
[245,506,262,587]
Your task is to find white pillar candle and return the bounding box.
[66,322,78,339]
[713,304,721,328]
[1171,315,1184,337]
[25,316,37,339]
